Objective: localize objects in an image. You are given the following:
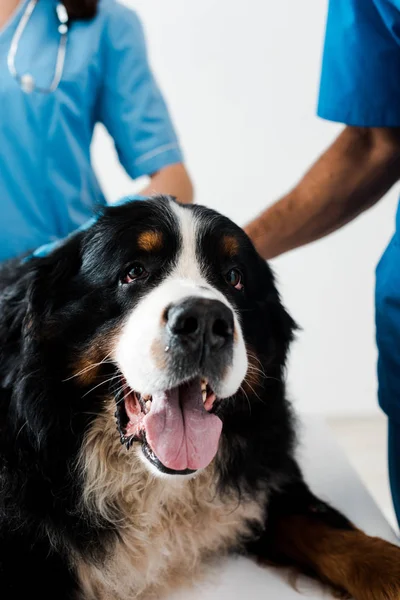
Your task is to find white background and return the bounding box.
[92,0,400,417]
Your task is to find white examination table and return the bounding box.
[167,415,398,600]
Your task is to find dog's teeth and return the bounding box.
[202,389,207,403]
[145,400,151,412]
[201,379,208,392]
[142,394,151,401]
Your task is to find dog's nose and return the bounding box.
[167,297,234,354]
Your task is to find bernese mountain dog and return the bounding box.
[0,196,399,600]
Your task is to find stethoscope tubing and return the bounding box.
[7,0,69,94]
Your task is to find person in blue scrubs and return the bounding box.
[0,0,193,262]
[245,0,400,524]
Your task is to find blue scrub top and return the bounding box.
[0,0,183,261]
[317,0,400,421]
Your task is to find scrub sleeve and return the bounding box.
[97,6,183,179]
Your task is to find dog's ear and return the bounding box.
[10,234,84,450]
[257,259,298,369]
[26,232,83,327]
[265,288,297,363]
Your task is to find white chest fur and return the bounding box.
[77,412,265,600]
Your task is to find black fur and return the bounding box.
[0,197,354,598]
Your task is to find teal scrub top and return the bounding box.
[317,0,400,421]
[0,0,183,261]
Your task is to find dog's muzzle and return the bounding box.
[114,296,238,475]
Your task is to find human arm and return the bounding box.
[140,163,193,204]
[245,126,400,260]
[246,0,400,259]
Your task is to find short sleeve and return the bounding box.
[97,4,183,179]
[317,0,400,127]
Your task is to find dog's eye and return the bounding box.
[122,263,148,284]
[226,268,243,291]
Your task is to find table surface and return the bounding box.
[166,415,399,600]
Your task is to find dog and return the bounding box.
[0,196,399,600]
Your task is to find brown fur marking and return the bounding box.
[70,328,121,387]
[221,235,239,257]
[150,338,168,371]
[268,515,400,600]
[137,230,163,253]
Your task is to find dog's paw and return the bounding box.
[349,537,400,600]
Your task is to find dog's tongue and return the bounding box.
[144,379,222,471]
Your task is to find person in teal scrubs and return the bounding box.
[245,0,400,525]
[0,0,193,262]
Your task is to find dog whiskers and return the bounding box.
[15,421,28,441]
[114,386,132,406]
[243,379,265,404]
[62,351,114,383]
[246,351,266,370]
[246,351,281,384]
[239,385,252,415]
[82,374,122,398]
[246,364,266,377]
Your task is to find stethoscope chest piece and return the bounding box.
[20,73,35,94]
[56,3,68,35]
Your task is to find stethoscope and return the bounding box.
[7,0,69,94]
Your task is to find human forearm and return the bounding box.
[141,163,194,204]
[245,127,400,260]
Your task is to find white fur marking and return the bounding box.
[78,410,266,600]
